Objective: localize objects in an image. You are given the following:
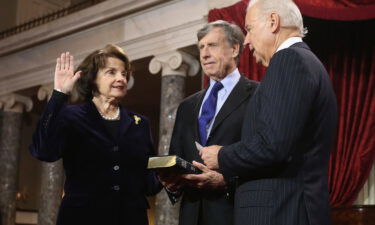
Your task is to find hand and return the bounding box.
[199,145,222,169]
[157,171,185,192]
[181,161,226,189]
[54,52,82,94]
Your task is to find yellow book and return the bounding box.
[147,155,202,174]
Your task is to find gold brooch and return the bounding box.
[134,115,141,125]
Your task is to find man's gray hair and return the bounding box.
[197,20,245,63]
[248,0,307,37]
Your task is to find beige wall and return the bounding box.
[16,0,70,25]
[0,0,18,31]
[0,0,72,31]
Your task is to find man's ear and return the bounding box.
[232,43,240,58]
[269,12,281,33]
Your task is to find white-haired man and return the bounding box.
[200,0,337,225]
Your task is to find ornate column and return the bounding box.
[149,50,199,225]
[37,84,64,225]
[0,94,33,225]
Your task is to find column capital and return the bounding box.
[38,83,84,103]
[149,50,200,77]
[37,80,135,102]
[0,93,33,112]
[127,75,135,90]
[37,83,54,101]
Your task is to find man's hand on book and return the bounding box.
[157,171,184,192]
[181,161,226,189]
[200,145,222,169]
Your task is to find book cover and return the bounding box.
[148,155,202,174]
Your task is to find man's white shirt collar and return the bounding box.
[276,37,303,53]
[208,68,241,97]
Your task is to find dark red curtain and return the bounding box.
[295,0,375,21]
[208,0,375,206]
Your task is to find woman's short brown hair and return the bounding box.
[74,44,132,101]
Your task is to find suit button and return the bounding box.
[113,165,120,171]
[113,146,119,152]
[113,185,120,191]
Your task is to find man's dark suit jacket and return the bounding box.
[169,76,258,225]
[218,42,338,225]
[29,91,162,225]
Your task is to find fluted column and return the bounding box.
[0,94,33,225]
[37,84,65,225]
[149,50,199,225]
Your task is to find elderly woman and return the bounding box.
[29,44,162,225]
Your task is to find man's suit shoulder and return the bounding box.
[270,43,319,71]
[241,76,259,88]
[233,76,259,97]
[273,46,305,61]
[272,42,318,65]
[184,89,205,102]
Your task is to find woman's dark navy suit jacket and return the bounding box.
[29,91,162,225]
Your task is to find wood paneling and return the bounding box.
[332,205,375,225]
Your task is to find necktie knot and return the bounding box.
[212,82,224,95]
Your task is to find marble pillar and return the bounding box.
[37,84,65,225]
[0,94,33,225]
[38,161,64,225]
[149,50,199,225]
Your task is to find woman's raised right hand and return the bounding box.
[54,52,82,94]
